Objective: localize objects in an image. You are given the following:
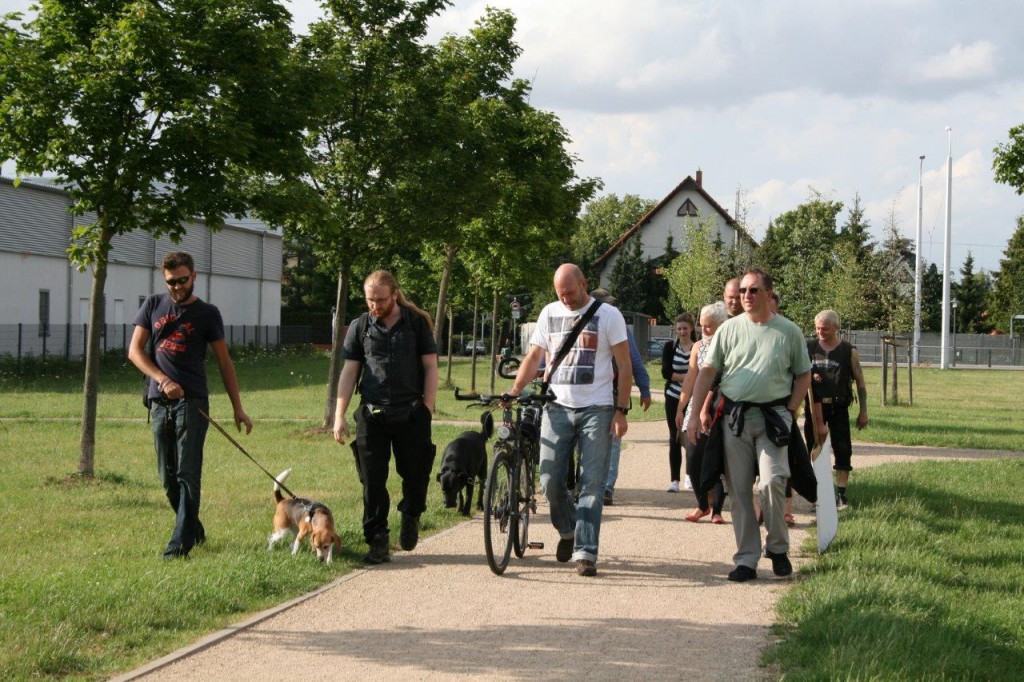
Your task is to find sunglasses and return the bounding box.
[738,286,761,295]
[165,275,192,287]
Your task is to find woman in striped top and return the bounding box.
[661,313,696,492]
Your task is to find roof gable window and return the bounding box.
[677,199,699,217]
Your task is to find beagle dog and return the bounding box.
[268,469,342,562]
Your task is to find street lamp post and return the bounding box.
[913,155,925,364]
[951,298,959,367]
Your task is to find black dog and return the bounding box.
[436,412,493,516]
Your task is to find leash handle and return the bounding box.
[194,405,297,499]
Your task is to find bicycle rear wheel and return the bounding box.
[497,356,521,379]
[483,450,515,575]
[509,450,528,552]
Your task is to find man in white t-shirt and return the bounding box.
[509,264,632,577]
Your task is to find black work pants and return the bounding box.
[354,403,436,543]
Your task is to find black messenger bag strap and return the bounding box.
[541,299,603,393]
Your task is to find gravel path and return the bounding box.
[114,420,1017,682]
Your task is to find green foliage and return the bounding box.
[662,219,729,318]
[952,252,992,333]
[760,193,844,330]
[993,123,1024,194]
[572,193,656,281]
[870,210,915,336]
[921,262,944,331]
[987,216,1024,333]
[820,240,873,329]
[607,237,648,313]
[0,0,306,261]
[837,192,875,264]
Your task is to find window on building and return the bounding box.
[39,290,50,338]
[677,199,699,217]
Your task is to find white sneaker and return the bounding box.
[666,480,680,493]
[683,475,693,491]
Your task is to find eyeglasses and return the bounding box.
[365,295,394,304]
[738,286,761,295]
[165,275,191,287]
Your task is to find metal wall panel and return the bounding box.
[213,227,262,278]
[0,182,70,256]
[262,234,283,281]
[155,222,212,272]
[109,229,154,267]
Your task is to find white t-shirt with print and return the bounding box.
[529,298,628,408]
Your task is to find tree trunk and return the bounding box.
[433,243,457,351]
[79,228,114,477]
[323,261,351,429]
[489,289,501,392]
[444,304,454,388]
[469,286,479,392]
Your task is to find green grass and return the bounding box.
[1,351,1020,679]
[768,459,1024,680]
[854,367,1024,451]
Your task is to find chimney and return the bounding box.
[695,168,703,188]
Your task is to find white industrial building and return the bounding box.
[0,177,282,358]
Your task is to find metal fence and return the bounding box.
[0,323,287,361]
[846,331,1024,368]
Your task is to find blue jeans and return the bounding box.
[604,438,623,496]
[539,404,614,563]
[151,397,210,556]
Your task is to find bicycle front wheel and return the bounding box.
[483,450,515,575]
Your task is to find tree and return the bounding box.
[254,0,449,427]
[572,194,655,281]
[921,262,943,331]
[870,210,914,336]
[759,192,843,330]
[993,124,1024,194]
[662,219,730,319]
[988,216,1024,333]
[952,252,991,333]
[838,193,875,265]
[0,0,305,476]
[607,237,649,313]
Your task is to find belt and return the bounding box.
[820,397,847,405]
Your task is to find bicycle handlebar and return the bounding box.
[453,387,557,406]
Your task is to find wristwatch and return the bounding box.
[615,406,629,415]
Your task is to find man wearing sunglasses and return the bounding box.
[129,250,252,559]
[685,268,811,582]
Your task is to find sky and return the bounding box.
[5,0,1024,276]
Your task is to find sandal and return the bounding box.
[784,513,796,527]
[711,514,726,524]
[685,508,711,523]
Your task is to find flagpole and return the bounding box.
[913,155,924,365]
[940,127,953,369]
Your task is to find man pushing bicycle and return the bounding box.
[506,263,632,577]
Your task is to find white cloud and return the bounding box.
[917,41,998,81]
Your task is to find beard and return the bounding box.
[170,282,195,305]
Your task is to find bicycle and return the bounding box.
[496,346,521,379]
[454,383,556,575]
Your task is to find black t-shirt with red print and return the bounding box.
[134,294,225,400]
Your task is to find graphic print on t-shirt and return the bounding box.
[153,313,194,357]
[551,313,600,385]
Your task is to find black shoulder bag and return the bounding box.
[540,299,603,394]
